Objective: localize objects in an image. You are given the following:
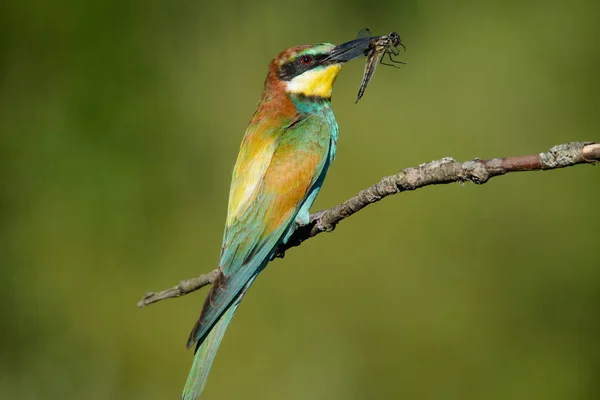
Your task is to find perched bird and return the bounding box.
[182,37,370,399]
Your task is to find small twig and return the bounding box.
[137,141,598,308]
[137,270,219,307]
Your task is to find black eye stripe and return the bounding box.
[278,54,331,81]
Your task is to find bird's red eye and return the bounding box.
[300,55,313,64]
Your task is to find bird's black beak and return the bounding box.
[327,37,371,63]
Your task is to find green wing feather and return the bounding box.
[186,112,332,348]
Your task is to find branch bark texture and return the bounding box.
[138,141,599,308]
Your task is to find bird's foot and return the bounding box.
[310,210,335,232]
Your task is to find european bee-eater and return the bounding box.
[182,37,371,399]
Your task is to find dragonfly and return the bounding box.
[355,28,406,103]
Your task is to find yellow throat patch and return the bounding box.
[285,64,343,98]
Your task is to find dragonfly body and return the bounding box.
[354,29,406,102]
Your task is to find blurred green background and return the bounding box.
[1,0,599,399]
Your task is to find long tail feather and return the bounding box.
[182,276,256,400]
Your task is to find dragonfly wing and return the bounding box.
[356,28,372,39]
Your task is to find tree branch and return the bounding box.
[137,141,599,308]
